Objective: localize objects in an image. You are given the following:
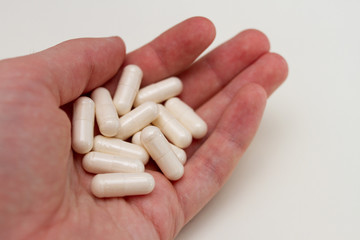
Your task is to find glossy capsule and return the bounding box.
[131,131,143,146]
[72,96,95,154]
[93,135,149,164]
[91,172,155,198]
[165,97,207,139]
[82,151,144,174]
[132,131,187,165]
[113,65,143,115]
[141,126,184,181]
[91,87,119,137]
[134,77,183,106]
[152,104,192,148]
[115,102,159,140]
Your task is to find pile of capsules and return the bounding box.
[71,65,207,198]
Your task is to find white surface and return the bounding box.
[1,0,360,239]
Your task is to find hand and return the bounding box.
[0,17,288,240]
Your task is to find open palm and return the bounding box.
[0,17,287,240]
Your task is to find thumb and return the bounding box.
[0,36,126,106]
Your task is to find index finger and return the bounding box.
[126,17,216,85]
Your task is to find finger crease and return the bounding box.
[148,43,171,77]
[203,58,227,90]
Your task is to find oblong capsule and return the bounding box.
[131,131,142,145]
[93,135,149,164]
[91,87,119,137]
[132,131,187,165]
[72,96,95,154]
[115,102,159,140]
[113,65,143,115]
[141,126,184,181]
[134,77,183,107]
[91,172,155,198]
[172,146,187,165]
[82,151,144,174]
[152,104,192,148]
[165,97,207,139]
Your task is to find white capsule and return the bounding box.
[131,131,142,145]
[72,96,95,154]
[82,151,144,174]
[91,87,119,137]
[93,135,149,164]
[152,104,192,148]
[134,77,183,106]
[172,146,187,165]
[165,97,208,139]
[91,172,155,198]
[141,126,184,181]
[115,102,159,140]
[113,65,143,115]
[132,131,187,165]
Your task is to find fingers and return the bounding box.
[179,29,270,108]
[175,51,288,222]
[231,52,289,97]
[124,16,216,85]
[0,37,126,106]
[174,83,267,222]
[185,52,288,157]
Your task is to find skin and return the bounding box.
[0,17,288,240]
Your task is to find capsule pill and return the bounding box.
[165,97,207,139]
[82,151,144,174]
[93,135,149,165]
[72,96,95,154]
[91,87,119,137]
[132,131,187,165]
[152,104,192,148]
[115,101,159,140]
[141,126,184,181]
[91,172,155,198]
[134,77,183,106]
[113,65,143,115]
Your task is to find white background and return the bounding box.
[1,0,359,239]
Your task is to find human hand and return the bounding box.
[0,17,288,240]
